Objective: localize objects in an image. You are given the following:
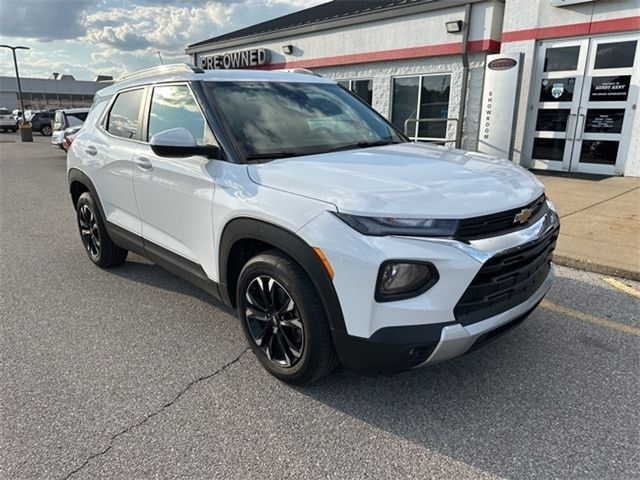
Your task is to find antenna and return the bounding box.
[156,51,164,65]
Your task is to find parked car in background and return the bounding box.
[30,111,56,136]
[62,126,82,152]
[23,110,41,123]
[52,108,89,148]
[0,108,18,132]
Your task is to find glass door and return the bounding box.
[569,34,639,175]
[529,38,590,171]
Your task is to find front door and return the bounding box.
[529,34,639,175]
[132,83,219,276]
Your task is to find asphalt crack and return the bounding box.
[61,348,250,480]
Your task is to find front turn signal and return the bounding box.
[312,247,334,280]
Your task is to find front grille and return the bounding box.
[454,225,558,325]
[456,195,547,240]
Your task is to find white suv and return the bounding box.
[67,64,559,384]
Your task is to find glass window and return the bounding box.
[417,75,450,138]
[391,75,451,140]
[148,85,213,145]
[208,82,403,159]
[540,78,575,102]
[579,140,618,165]
[536,109,570,132]
[584,109,624,134]
[544,46,580,72]
[107,89,143,139]
[391,77,420,134]
[351,79,373,105]
[532,138,565,161]
[594,41,637,69]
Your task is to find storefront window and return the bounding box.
[338,79,373,105]
[391,74,451,140]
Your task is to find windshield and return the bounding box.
[207,81,405,160]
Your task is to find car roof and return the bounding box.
[96,63,334,99]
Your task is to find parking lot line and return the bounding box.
[541,299,640,337]
[602,277,640,299]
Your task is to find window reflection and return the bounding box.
[148,85,212,145]
[108,89,143,139]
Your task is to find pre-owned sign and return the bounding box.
[200,48,271,70]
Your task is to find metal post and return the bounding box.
[1,44,31,141]
[11,49,27,117]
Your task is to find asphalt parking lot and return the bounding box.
[1,132,639,480]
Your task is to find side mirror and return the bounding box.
[150,127,221,158]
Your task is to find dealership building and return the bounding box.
[0,75,111,112]
[186,0,640,176]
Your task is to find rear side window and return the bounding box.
[84,99,109,128]
[147,85,214,145]
[107,89,144,139]
[67,112,88,126]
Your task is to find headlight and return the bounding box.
[375,261,439,302]
[334,213,459,237]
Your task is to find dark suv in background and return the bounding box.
[30,111,56,136]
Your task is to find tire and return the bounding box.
[41,125,52,136]
[237,250,339,384]
[12,128,17,133]
[76,192,128,268]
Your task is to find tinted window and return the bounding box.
[391,75,451,139]
[107,89,143,139]
[544,46,580,72]
[594,41,637,69]
[351,79,373,105]
[148,85,212,145]
[418,75,450,138]
[391,77,420,134]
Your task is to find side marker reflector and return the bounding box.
[312,247,334,280]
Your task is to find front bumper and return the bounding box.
[334,266,553,372]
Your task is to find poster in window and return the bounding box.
[589,76,630,101]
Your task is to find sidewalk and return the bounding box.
[536,173,640,281]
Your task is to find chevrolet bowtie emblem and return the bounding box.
[514,207,533,224]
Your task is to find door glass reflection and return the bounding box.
[580,140,619,165]
[594,41,637,69]
[544,46,580,72]
[535,109,570,132]
[532,138,565,161]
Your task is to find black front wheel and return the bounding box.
[41,125,52,136]
[237,251,338,384]
[76,192,127,268]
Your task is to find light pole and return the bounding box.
[1,44,31,141]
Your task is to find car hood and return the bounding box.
[247,143,544,218]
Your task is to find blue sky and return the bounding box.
[0,0,323,80]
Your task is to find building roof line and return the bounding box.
[186,0,482,54]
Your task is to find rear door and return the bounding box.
[84,88,145,236]
[132,83,218,274]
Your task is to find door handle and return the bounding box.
[134,156,153,170]
[566,113,576,140]
[576,114,585,141]
[85,145,97,156]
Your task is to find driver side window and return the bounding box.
[147,85,216,146]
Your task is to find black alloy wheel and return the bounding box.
[245,275,304,367]
[78,204,101,260]
[41,125,52,136]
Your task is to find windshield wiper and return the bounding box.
[245,151,304,162]
[323,140,402,153]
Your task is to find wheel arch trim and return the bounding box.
[218,217,347,333]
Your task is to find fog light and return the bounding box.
[375,261,439,302]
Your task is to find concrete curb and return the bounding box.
[554,254,640,282]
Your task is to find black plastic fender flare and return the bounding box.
[218,217,347,334]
